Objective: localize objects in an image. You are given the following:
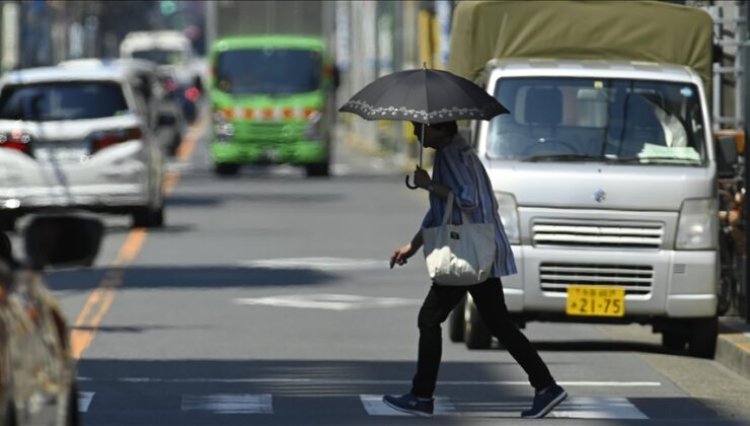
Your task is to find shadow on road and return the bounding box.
[43,265,339,292]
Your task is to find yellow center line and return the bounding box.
[70,110,208,360]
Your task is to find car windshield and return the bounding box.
[0,82,129,121]
[131,49,185,66]
[215,48,322,95]
[486,77,707,166]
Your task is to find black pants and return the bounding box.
[411,277,555,398]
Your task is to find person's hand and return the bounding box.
[413,167,432,190]
[390,243,415,269]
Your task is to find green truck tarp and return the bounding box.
[448,0,713,88]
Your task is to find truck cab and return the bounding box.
[458,58,718,357]
[447,0,719,358]
[208,35,338,177]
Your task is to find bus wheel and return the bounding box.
[215,163,240,176]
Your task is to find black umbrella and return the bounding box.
[339,68,508,188]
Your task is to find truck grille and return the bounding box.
[539,263,654,296]
[236,122,305,142]
[532,222,664,249]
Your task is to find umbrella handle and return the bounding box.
[405,175,419,190]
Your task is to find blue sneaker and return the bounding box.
[521,384,567,418]
[382,393,434,417]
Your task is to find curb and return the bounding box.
[716,318,750,381]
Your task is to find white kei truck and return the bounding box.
[447,0,726,358]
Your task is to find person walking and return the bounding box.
[384,120,567,419]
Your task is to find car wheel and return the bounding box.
[215,163,240,176]
[464,296,492,349]
[0,215,16,232]
[305,162,329,177]
[131,205,164,228]
[687,317,718,359]
[448,296,466,342]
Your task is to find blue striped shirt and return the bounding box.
[420,134,517,277]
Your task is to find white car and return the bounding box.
[0,63,166,229]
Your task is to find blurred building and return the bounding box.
[0,0,206,72]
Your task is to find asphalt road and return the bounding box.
[29,121,750,426]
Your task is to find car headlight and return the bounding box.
[495,191,520,244]
[676,198,718,249]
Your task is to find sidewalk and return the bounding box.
[717,316,750,381]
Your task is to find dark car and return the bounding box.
[0,214,103,426]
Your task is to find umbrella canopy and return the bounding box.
[338,68,508,125]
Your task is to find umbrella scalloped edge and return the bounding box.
[340,99,495,124]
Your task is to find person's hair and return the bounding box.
[431,121,458,136]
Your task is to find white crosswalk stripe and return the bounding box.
[77,391,649,419]
[180,394,273,414]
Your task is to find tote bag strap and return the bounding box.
[441,192,471,226]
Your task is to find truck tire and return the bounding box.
[464,296,492,349]
[448,296,466,342]
[305,162,329,177]
[215,163,240,176]
[661,331,687,352]
[687,317,718,359]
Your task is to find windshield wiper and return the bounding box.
[524,154,603,162]
[610,156,700,165]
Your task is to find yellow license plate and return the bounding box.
[565,286,625,317]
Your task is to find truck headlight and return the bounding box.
[214,119,234,143]
[304,112,322,140]
[676,198,718,249]
[495,191,520,244]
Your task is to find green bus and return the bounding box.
[208,35,338,177]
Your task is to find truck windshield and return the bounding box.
[215,48,322,95]
[486,77,707,165]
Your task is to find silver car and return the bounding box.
[0,64,166,229]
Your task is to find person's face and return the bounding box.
[411,122,445,149]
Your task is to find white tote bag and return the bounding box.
[422,193,496,285]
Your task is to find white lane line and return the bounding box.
[234,294,422,311]
[78,392,95,412]
[181,394,273,414]
[361,394,456,416]
[78,377,660,387]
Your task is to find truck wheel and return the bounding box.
[215,163,240,176]
[305,162,329,177]
[661,331,687,352]
[448,296,466,342]
[464,296,492,349]
[687,317,718,359]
